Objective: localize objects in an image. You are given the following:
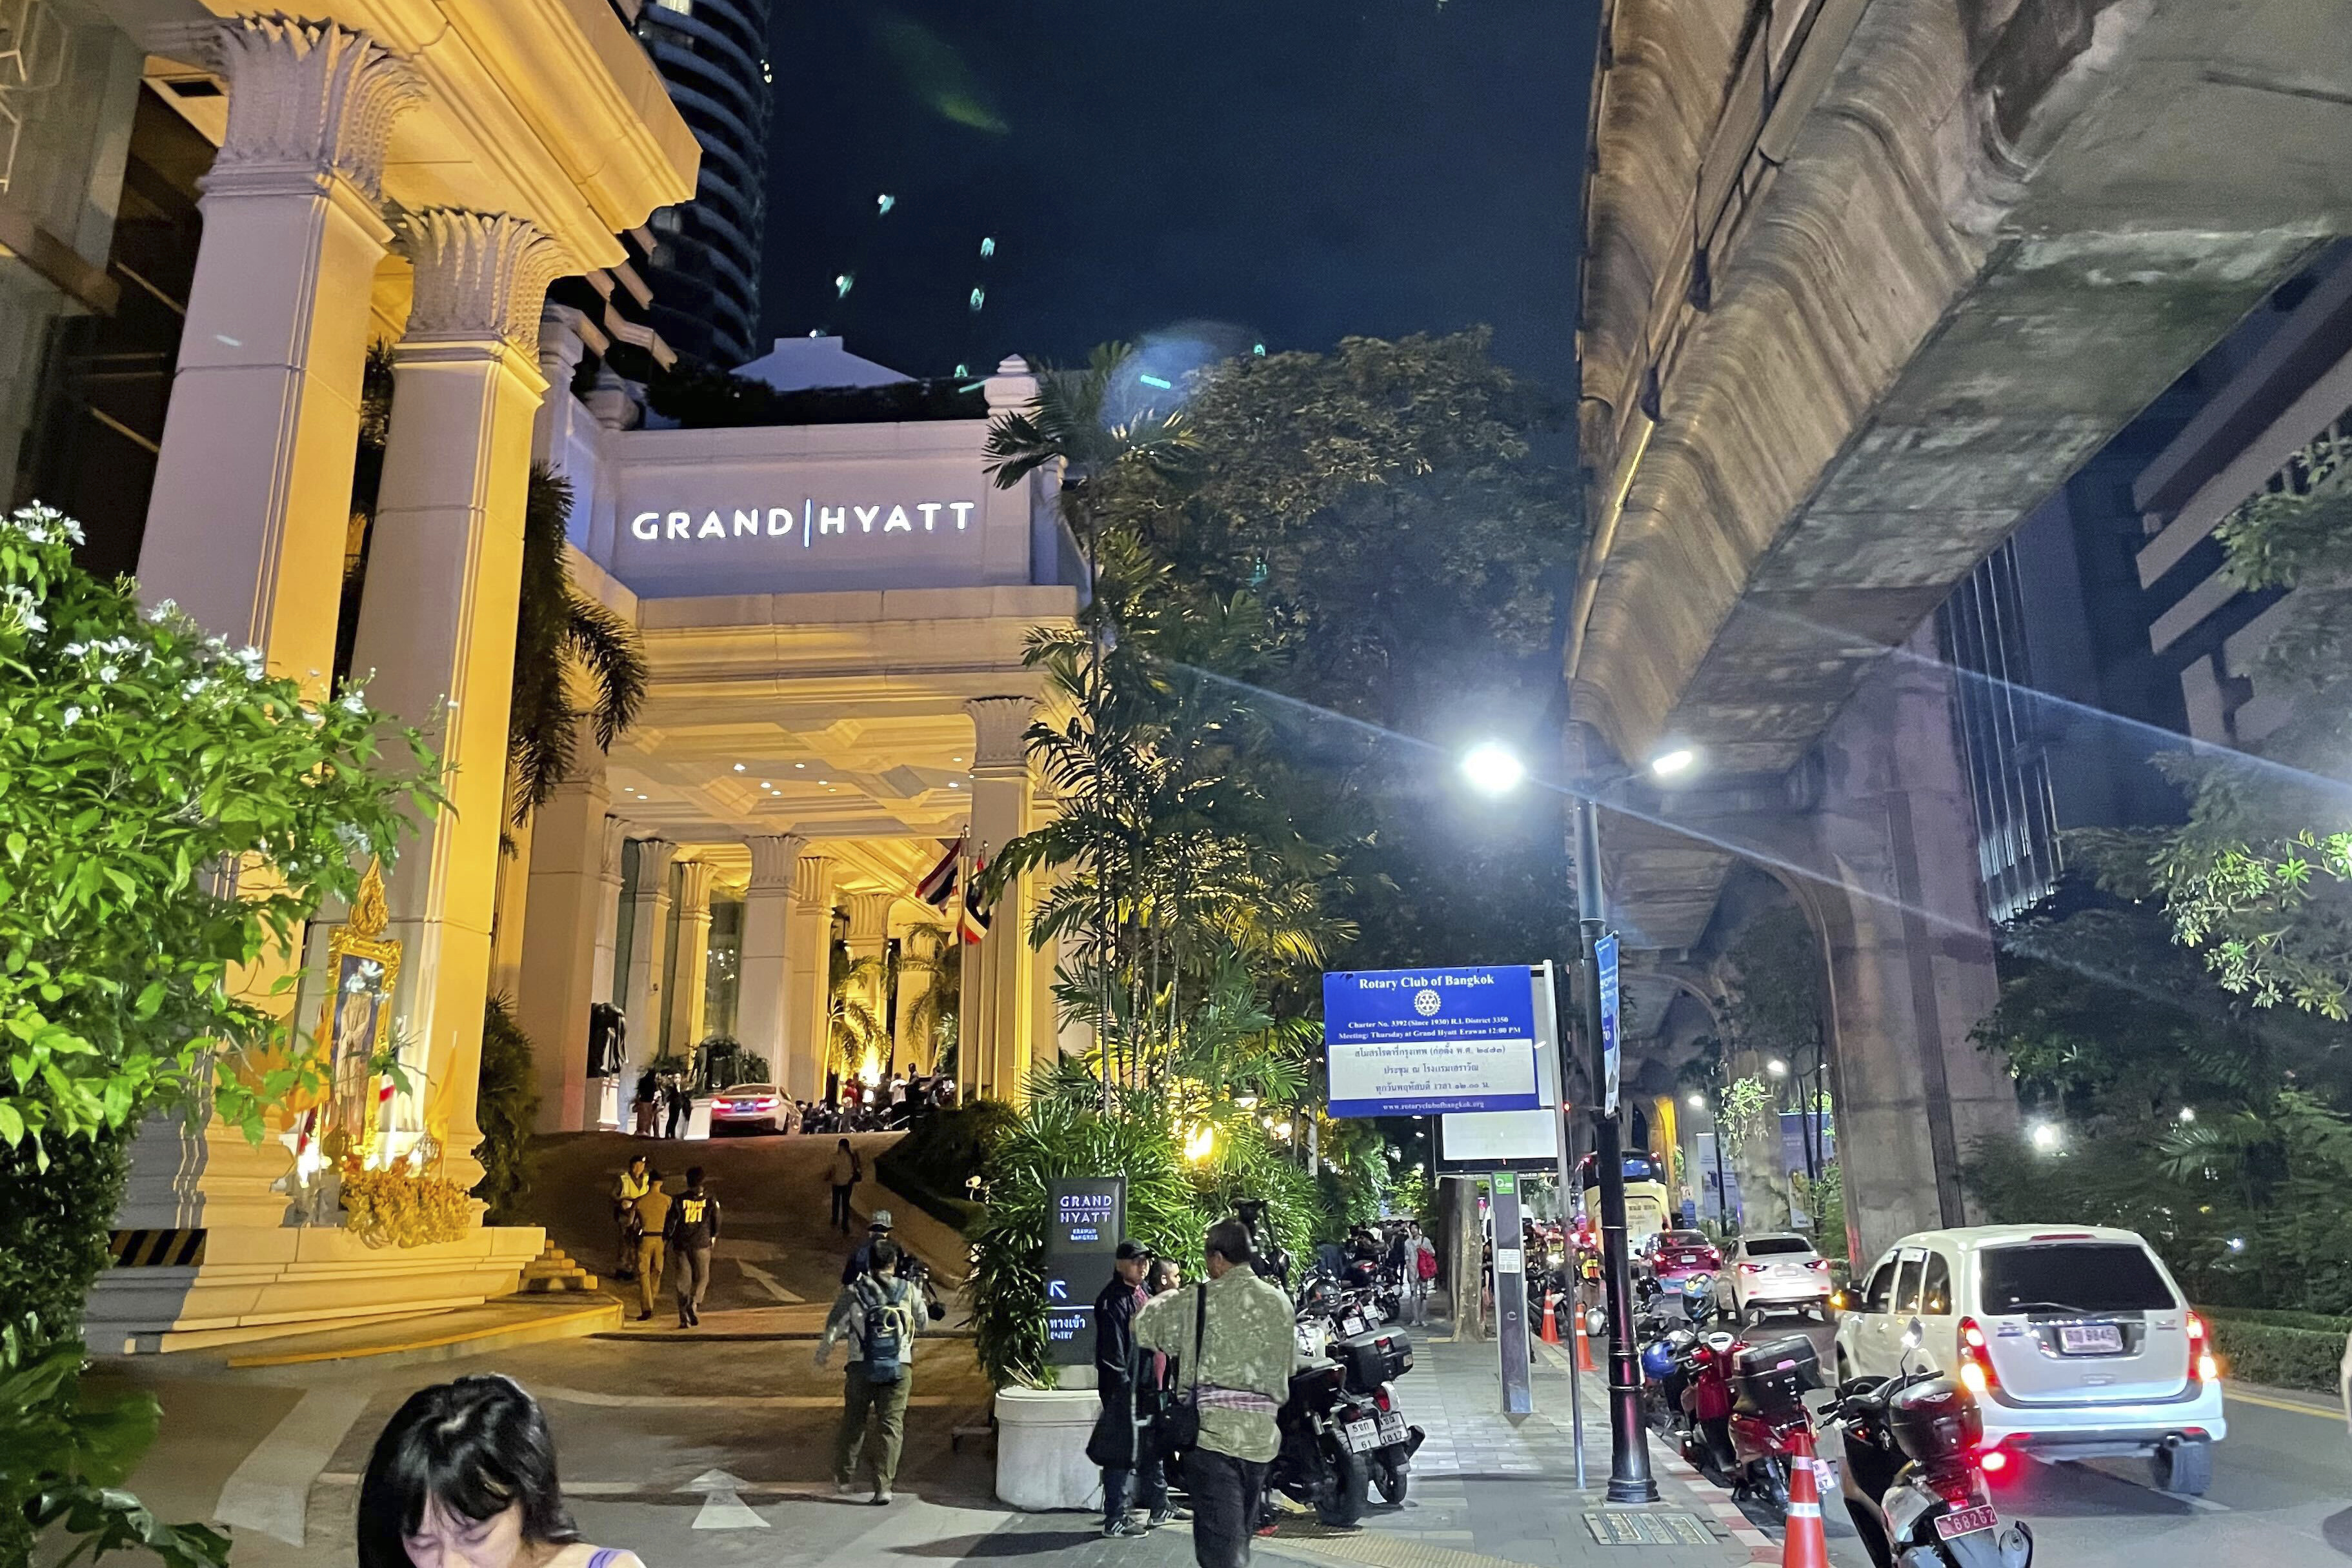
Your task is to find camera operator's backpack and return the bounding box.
[855,1276,905,1382]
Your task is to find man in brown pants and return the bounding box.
[631,1177,672,1322]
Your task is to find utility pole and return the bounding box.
[1570,729,1658,1504]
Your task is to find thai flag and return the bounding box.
[917,836,961,908]
[960,849,992,944]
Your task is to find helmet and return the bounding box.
[1640,1340,1678,1380]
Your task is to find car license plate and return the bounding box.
[2058,1322,2123,1354]
[1378,1412,1409,1444]
[1934,1504,1998,1540]
[1345,1419,1380,1454]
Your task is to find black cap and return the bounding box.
[1115,1240,1151,1261]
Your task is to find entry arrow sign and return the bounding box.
[1047,1278,1069,1301]
[680,1469,768,1531]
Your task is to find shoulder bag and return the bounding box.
[1153,1283,1208,1453]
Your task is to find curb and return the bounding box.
[223,1298,620,1369]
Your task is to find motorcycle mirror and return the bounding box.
[1901,1316,1923,1349]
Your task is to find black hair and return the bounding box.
[869,1238,901,1274]
[686,1165,704,1186]
[356,1376,576,1568]
[1205,1218,1252,1265]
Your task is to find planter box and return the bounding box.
[994,1386,1103,1511]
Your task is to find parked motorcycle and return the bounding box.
[1329,1321,1423,1503]
[1827,1323,2033,1567]
[1263,1360,1386,1525]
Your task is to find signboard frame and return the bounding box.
[1042,1176,1125,1367]
[1323,965,1542,1118]
[1436,964,1569,1174]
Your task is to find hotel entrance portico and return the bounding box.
[510,348,1082,1132]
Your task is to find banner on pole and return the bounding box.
[1325,965,1540,1118]
[1596,934,1621,1117]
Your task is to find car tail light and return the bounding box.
[2187,1312,2217,1383]
[1957,1316,1998,1396]
[1807,1259,1831,1272]
[1740,1263,1765,1274]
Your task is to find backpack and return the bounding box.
[856,1278,905,1382]
[1415,1244,1438,1282]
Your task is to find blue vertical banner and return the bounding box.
[1595,933,1621,1116]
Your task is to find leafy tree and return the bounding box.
[2081,426,2352,1016]
[474,998,540,1223]
[505,468,646,824]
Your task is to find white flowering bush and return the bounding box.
[0,505,436,1155]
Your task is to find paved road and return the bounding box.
[1673,1307,2352,1567]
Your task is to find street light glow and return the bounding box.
[1649,747,1696,778]
[1766,1059,1788,1078]
[1460,741,1526,796]
[2029,1121,2062,1153]
[1686,1092,1705,1109]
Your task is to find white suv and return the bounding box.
[1832,1225,2224,1496]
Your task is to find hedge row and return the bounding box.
[2200,1304,2352,1336]
[2204,1314,2345,1394]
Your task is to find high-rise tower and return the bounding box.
[636,0,770,368]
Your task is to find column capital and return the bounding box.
[965,695,1036,772]
[397,208,568,359]
[169,14,423,203]
[538,303,591,392]
[844,892,894,945]
[599,816,630,880]
[746,834,808,893]
[794,852,834,907]
[633,837,679,890]
[675,857,715,912]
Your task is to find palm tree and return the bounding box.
[827,949,889,1087]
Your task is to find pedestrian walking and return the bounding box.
[841,1209,896,1283]
[1090,1241,1178,1537]
[1134,1218,1292,1568]
[357,1373,645,1568]
[663,1074,690,1140]
[815,1237,925,1504]
[1408,1223,1437,1325]
[630,1176,671,1323]
[665,1165,719,1328]
[826,1137,861,1233]
[631,1069,659,1138]
[610,1154,651,1280]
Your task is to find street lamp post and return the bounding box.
[1569,767,1658,1504]
[1460,732,1692,1504]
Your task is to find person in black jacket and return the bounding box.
[1089,1240,1174,1537]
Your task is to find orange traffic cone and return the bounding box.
[1541,1292,1560,1344]
[1573,1303,1597,1373]
[1780,1424,1832,1568]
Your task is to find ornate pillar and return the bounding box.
[666,858,715,1059]
[841,893,894,1083]
[137,17,422,690]
[348,207,564,1189]
[785,852,837,1098]
[513,754,612,1133]
[620,838,678,1070]
[532,302,590,465]
[737,835,805,1092]
[965,696,1038,1103]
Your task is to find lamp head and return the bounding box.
[1648,746,1697,779]
[1460,741,1526,797]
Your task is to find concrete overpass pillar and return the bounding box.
[1796,628,2014,1263]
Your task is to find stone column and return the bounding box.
[532,302,590,464]
[785,853,836,1097]
[347,207,564,1189]
[591,816,629,1007]
[620,838,678,1075]
[842,892,894,1081]
[893,923,945,1071]
[965,696,1038,1102]
[667,858,716,1060]
[137,17,421,689]
[513,760,612,1133]
[737,835,805,1091]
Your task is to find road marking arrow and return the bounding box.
[679,1469,769,1530]
[738,1260,805,1303]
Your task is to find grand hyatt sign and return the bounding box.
[628,497,983,543]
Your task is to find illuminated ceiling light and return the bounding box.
[1459,741,1525,797]
[1649,746,1697,778]
[948,781,960,789]
[732,763,745,772]
[794,762,806,769]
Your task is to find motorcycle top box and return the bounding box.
[1730,1335,1821,1420]
[1336,1327,1412,1387]
[1886,1377,1983,1471]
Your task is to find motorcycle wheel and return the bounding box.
[1745,1456,1791,1518]
[1318,1443,1369,1527]
[1375,1456,1409,1504]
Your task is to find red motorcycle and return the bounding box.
[1678,1331,1826,1517]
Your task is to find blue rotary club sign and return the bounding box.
[1323,965,1541,1118]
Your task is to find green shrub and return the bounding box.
[474,998,539,1223]
[2204,1315,2344,1392]
[875,1100,1013,1234]
[2202,1305,2352,1334]
[0,1126,128,1335]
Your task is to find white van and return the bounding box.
[1831,1225,2224,1496]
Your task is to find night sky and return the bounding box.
[760,1,1594,395]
